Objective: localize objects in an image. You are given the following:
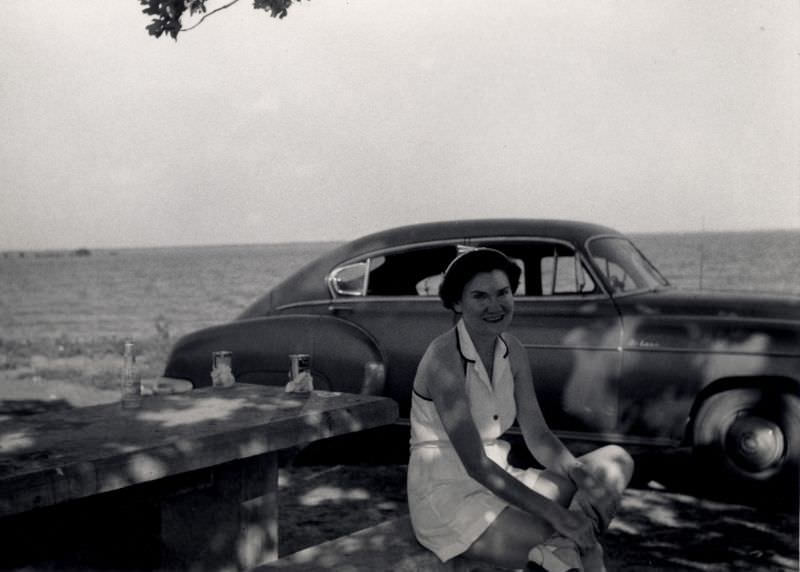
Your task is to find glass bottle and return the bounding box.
[361,361,385,395]
[120,340,142,409]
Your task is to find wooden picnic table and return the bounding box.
[0,383,398,571]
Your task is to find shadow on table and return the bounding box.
[0,387,396,571]
[0,397,72,418]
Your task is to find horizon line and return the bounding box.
[2,226,798,255]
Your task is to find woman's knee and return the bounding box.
[618,446,635,484]
[601,444,634,485]
[580,445,635,493]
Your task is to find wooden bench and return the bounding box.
[253,515,509,572]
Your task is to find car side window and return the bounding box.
[330,245,460,297]
[475,241,596,297]
[415,274,444,296]
[587,237,668,293]
[329,262,368,296]
[595,258,629,292]
[540,249,595,295]
[366,245,459,296]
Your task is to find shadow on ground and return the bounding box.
[606,486,798,571]
[286,426,799,571]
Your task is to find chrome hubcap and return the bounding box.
[725,415,785,473]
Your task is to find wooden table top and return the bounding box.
[0,385,398,518]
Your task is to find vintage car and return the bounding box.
[163,219,799,494]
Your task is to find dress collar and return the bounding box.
[455,319,509,368]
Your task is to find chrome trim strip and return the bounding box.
[393,419,679,447]
[332,238,468,270]
[551,430,679,447]
[521,343,621,352]
[623,345,799,358]
[274,300,337,312]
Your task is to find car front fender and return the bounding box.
[163,315,385,394]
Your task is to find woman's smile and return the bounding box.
[454,270,515,338]
[482,312,507,323]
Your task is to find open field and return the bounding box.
[0,336,170,419]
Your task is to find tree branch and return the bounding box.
[181,0,241,32]
[140,0,300,39]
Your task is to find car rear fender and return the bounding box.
[683,375,800,444]
[163,315,386,394]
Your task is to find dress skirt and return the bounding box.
[407,438,541,562]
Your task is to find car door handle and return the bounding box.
[328,304,354,314]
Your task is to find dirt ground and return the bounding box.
[1,376,797,571]
[279,431,799,572]
[277,462,798,571]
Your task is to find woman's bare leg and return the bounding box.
[463,446,633,570]
[577,445,635,496]
[462,506,558,570]
[532,445,634,572]
[532,445,635,508]
[571,445,634,534]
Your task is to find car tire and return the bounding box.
[692,388,800,497]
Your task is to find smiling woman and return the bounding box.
[406,247,634,572]
[456,269,515,363]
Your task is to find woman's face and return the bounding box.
[454,269,514,338]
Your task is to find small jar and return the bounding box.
[211,350,235,388]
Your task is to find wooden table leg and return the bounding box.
[159,453,279,572]
[0,454,280,571]
[0,491,161,570]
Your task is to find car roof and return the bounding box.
[341,219,622,256]
[239,219,624,318]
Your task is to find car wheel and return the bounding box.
[692,388,800,494]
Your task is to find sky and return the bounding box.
[1,1,798,250]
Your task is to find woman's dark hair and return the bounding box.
[439,248,521,310]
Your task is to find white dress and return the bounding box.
[407,320,541,562]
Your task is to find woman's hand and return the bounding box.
[552,508,597,553]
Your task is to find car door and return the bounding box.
[473,238,624,436]
[325,241,462,415]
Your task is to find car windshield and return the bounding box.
[587,237,669,294]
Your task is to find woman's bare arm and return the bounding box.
[420,336,592,547]
[506,335,582,479]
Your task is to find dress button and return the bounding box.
[493,414,499,421]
